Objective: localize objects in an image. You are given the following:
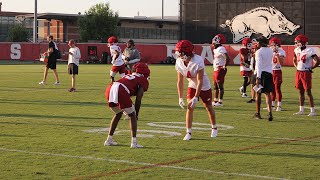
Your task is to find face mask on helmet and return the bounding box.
[269,43,279,52]
[212,36,221,44]
[175,51,189,61]
[246,43,252,49]
[294,41,303,48]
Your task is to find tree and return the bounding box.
[78,3,119,42]
[7,24,29,42]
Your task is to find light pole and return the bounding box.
[162,0,164,19]
[33,0,37,43]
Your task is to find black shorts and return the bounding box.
[261,71,274,93]
[46,60,57,69]
[250,74,256,85]
[68,63,79,75]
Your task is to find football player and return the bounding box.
[268,37,286,111]
[293,34,320,116]
[239,38,253,98]
[175,40,218,141]
[107,36,126,82]
[211,34,230,106]
[104,63,150,148]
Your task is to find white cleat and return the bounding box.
[214,102,223,107]
[242,93,248,98]
[39,81,46,85]
[293,111,304,115]
[276,106,282,112]
[307,112,317,116]
[54,81,60,85]
[211,129,218,138]
[104,139,118,146]
[130,142,143,148]
[183,133,192,141]
[239,86,243,94]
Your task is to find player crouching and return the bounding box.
[104,63,150,148]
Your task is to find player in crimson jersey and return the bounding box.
[268,37,286,111]
[239,38,253,98]
[104,63,150,148]
[293,34,320,116]
[108,36,126,82]
[211,34,230,106]
[175,40,218,141]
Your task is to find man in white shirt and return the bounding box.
[66,39,81,92]
[293,34,320,116]
[175,40,218,140]
[254,36,274,121]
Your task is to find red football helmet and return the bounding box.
[242,38,252,48]
[295,34,308,46]
[269,37,281,46]
[175,40,194,57]
[107,36,118,44]
[212,34,226,44]
[133,63,150,78]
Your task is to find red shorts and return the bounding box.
[272,70,282,84]
[213,68,227,84]
[187,88,212,104]
[240,70,252,77]
[105,83,132,109]
[111,64,126,74]
[295,71,312,90]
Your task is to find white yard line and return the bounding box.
[0,148,287,180]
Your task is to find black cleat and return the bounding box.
[247,99,255,103]
[254,113,262,119]
[268,113,273,121]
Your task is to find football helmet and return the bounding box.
[295,34,308,48]
[269,37,281,52]
[212,34,226,44]
[132,63,150,78]
[107,36,118,46]
[242,38,252,49]
[175,40,194,60]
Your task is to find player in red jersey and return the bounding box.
[239,38,253,98]
[104,63,150,148]
[293,34,320,116]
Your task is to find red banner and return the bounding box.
[1,42,320,66]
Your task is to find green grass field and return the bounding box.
[0,64,319,180]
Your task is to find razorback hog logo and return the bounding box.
[220,7,300,43]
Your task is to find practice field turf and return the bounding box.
[0,64,319,180]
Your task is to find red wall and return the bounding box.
[1,42,320,66]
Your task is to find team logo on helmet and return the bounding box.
[132,63,150,78]
[212,34,226,44]
[175,40,194,60]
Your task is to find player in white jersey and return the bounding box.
[107,36,126,82]
[211,34,230,106]
[293,34,320,116]
[175,40,218,141]
[269,37,286,111]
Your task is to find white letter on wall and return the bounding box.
[10,44,21,60]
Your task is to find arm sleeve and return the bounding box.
[74,48,81,59]
[256,51,262,78]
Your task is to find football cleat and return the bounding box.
[54,81,60,85]
[293,111,304,115]
[276,106,282,112]
[104,139,118,146]
[211,128,218,138]
[307,112,317,117]
[242,93,248,98]
[130,142,143,148]
[214,102,223,107]
[239,86,244,94]
[183,133,192,140]
[247,99,255,103]
[254,113,262,119]
[39,81,46,85]
[263,106,275,110]
[268,113,273,121]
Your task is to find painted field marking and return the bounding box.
[74,135,320,179]
[0,147,287,180]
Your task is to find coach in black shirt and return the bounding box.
[39,35,60,85]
